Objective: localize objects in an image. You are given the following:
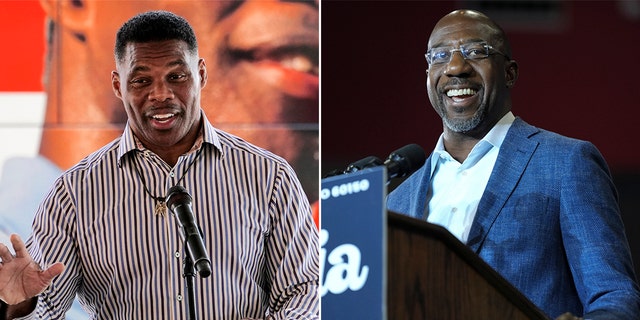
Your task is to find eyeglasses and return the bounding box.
[425,42,509,66]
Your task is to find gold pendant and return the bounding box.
[155,201,167,217]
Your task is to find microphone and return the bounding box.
[383,143,427,180]
[344,155,384,174]
[166,186,212,278]
[322,156,383,178]
[329,144,426,181]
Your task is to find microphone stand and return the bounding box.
[183,249,198,320]
[166,186,212,320]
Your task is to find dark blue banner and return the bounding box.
[320,167,387,319]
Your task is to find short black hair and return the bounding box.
[114,10,198,62]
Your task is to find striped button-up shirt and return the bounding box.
[23,114,319,319]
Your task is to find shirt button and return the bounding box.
[451,207,458,213]
[176,294,183,301]
[174,251,180,258]
[170,171,175,177]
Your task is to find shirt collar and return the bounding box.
[431,111,516,164]
[117,110,223,166]
[482,111,515,149]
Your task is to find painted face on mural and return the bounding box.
[40,0,319,199]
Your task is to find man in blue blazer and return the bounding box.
[387,9,640,320]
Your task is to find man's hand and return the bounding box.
[0,234,64,305]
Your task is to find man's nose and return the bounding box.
[148,81,174,101]
[444,51,472,77]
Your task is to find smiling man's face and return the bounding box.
[426,10,515,137]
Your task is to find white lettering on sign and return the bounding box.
[320,179,370,200]
[320,229,369,297]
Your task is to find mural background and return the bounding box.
[1,1,318,317]
[0,0,318,224]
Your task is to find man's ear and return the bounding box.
[111,71,122,99]
[505,60,519,88]
[199,58,208,88]
[40,0,96,35]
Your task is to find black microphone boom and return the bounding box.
[344,156,384,174]
[384,143,427,180]
[330,143,426,181]
[166,186,212,278]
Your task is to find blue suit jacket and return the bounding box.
[387,118,640,319]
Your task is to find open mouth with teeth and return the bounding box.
[252,46,318,75]
[150,113,177,127]
[229,44,319,99]
[447,88,478,101]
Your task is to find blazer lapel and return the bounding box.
[466,118,539,253]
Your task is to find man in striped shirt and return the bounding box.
[0,11,319,319]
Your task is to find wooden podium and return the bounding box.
[387,211,549,319]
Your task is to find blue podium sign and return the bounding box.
[320,166,387,320]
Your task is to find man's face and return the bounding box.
[426,14,511,135]
[112,40,205,153]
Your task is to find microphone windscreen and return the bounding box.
[386,144,426,178]
[166,185,192,209]
[344,156,384,173]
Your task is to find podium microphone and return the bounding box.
[322,156,383,178]
[327,143,426,180]
[166,186,212,278]
[344,156,384,174]
[383,143,427,180]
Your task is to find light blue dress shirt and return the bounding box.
[427,112,515,243]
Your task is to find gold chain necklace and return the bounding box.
[131,148,203,217]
